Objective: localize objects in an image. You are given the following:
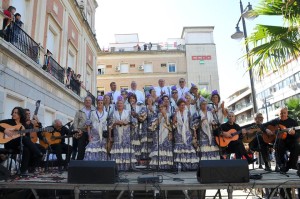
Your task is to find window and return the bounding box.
[161,63,167,67]
[120,63,129,73]
[97,65,105,75]
[46,29,56,57]
[12,0,26,25]
[199,84,208,91]
[44,110,54,126]
[130,64,135,68]
[86,67,92,92]
[67,51,75,70]
[106,65,112,68]
[168,63,176,73]
[144,62,153,73]
[97,87,105,96]
[120,86,128,91]
[86,10,92,28]
[4,96,23,119]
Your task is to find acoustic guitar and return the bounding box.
[263,124,300,144]
[215,125,261,147]
[39,131,81,149]
[242,129,263,143]
[0,123,53,144]
[30,100,41,143]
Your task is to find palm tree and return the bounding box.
[246,0,300,77]
[285,98,300,121]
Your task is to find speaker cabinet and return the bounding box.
[68,160,118,184]
[197,160,249,183]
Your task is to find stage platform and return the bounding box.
[0,168,300,199]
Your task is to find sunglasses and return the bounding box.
[179,81,184,83]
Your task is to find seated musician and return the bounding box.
[219,112,256,164]
[24,109,46,172]
[0,107,43,175]
[244,113,273,171]
[40,119,72,171]
[264,107,299,173]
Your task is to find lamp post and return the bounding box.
[231,0,258,114]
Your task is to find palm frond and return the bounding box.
[245,25,300,77]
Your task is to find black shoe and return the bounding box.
[279,165,289,173]
[264,166,272,172]
[247,158,257,165]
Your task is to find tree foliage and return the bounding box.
[285,98,300,121]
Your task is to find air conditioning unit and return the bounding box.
[115,66,120,72]
[138,65,144,71]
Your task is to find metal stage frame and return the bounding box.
[0,170,300,199]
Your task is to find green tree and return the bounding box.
[246,0,300,77]
[285,98,300,121]
[199,89,211,101]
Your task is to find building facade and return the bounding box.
[226,60,300,124]
[255,61,300,121]
[97,27,220,95]
[0,0,99,126]
[225,87,254,126]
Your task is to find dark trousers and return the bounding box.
[4,136,41,173]
[276,138,300,169]
[249,135,270,164]
[226,139,250,160]
[75,132,89,160]
[50,143,72,167]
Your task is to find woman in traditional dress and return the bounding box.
[84,96,108,161]
[126,93,142,160]
[173,99,199,170]
[140,94,156,160]
[149,101,173,170]
[210,90,227,124]
[184,93,197,116]
[170,85,179,111]
[103,93,115,116]
[198,97,220,160]
[109,96,137,171]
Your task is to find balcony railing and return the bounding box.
[1,20,94,100]
[87,90,96,106]
[4,21,39,63]
[43,56,65,84]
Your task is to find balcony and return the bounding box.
[3,21,39,64]
[0,21,95,101]
[234,103,253,115]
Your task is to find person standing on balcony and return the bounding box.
[73,96,96,160]
[176,78,189,98]
[128,81,145,104]
[155,79,169,98]
[2,6,16,41]
[107,82,121,104]
[148,42,152,51]
[143,43,147,51]
[12,13,23,48]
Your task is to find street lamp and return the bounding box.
[231,0,258,114]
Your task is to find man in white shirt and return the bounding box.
[176,78,189,98]
[128,81,145,104]
[107,82,121,104]
[155,79,170,98]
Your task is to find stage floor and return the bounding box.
[0,167,300,199]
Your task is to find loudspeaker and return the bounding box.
[197,160,249,183]
[68,161,118,184]
[0,164,10,181]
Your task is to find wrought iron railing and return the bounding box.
[69,78,81,96]
[5,21,40,63]
[43,56,65,84]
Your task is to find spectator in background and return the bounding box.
[2,6,16,41]
[14,13,23,28]
[143,43,147,51]
[148,42,152,50]
[137,44,141,51]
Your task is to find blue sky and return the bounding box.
[95,0,283,99]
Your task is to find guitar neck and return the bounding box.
[18,128,43,134]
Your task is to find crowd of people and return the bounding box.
[1,77,300,176]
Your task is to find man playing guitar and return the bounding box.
[40,119,72,171]
[264,107,299,173]
[24,109,46,172]
[219,112,256,164]
[0,107,43,175]
[244,113,273,171]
